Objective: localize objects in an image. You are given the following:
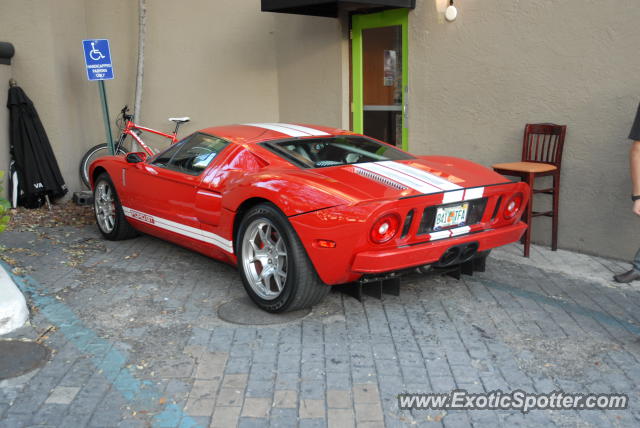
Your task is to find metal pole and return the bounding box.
[98,80,114,155]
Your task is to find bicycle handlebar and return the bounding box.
[121,105,133,121]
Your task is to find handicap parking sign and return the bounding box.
[82,39,114,81]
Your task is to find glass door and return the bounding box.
[352,9,408,149]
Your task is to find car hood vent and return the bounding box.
[354,167,408,190]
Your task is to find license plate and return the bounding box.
[434,203,469,230]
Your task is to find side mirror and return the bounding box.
[126,152,147,164]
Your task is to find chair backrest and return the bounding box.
[521,123,567,168]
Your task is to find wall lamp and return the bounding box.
[445,0,458,22]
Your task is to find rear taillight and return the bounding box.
[503,193,523,219]
[370,213,401,244]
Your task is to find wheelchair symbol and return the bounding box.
[89,42,105,61]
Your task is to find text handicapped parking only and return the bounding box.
[82,39,114,81]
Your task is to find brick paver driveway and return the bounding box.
[1,224,639,427]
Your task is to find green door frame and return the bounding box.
[351,8,409,150]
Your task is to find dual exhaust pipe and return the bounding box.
[435,242,479,268]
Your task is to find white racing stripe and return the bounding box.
[428,231,451,241]
[357,163,442,194]
[245,123,310,137]
[428,225,472,241]
[442,187,485,204]
[245,123,329,137]
[464,187,484,200]
[273,123,330,136]
[358,161,487,205]
[378,161,462,191]
[442,190,464,204]
[450,226,471,236]
[356,161,466,195]
[122,206,233,254]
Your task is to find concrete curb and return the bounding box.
[0,264,29,335]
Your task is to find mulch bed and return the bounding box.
[5,201,95,232]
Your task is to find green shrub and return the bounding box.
[0,171,10,233]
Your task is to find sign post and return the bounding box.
[82,39,115,154]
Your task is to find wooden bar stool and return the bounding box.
[492,123,567,257]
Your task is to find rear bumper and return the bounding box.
[351,222,527,274]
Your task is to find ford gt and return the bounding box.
[90,123,529,312]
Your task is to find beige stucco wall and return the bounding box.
[409,0,640,260]
[0,0,99,195]
[0,0,344,195]
[0,0,282,193]
[273,13,345,128]
[134,0,280,134]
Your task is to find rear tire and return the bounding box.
[237,203,329,313]
[80,143,127,189]
[93,173,138,241]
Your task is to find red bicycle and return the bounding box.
[80,105,190,187]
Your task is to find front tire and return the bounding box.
[237,203,329,313]
[93,173,138,241]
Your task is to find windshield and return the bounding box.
[263,136,414,168]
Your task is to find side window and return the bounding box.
[151,137,187,167]
[159,133,229,175]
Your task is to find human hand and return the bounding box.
[634,200,640,216]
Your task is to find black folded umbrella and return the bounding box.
[7,81,67,208]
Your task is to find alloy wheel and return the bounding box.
[241,219,288,300]
[94,180,116,233]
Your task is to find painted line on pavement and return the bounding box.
[1,262,202,428]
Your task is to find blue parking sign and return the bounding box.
[82,39,114,81]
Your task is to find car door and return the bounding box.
[123,133,229,244]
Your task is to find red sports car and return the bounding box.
[90,123,529,312]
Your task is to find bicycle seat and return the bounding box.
[169,117,190,123]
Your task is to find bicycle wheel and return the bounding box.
[79,143,127,188]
